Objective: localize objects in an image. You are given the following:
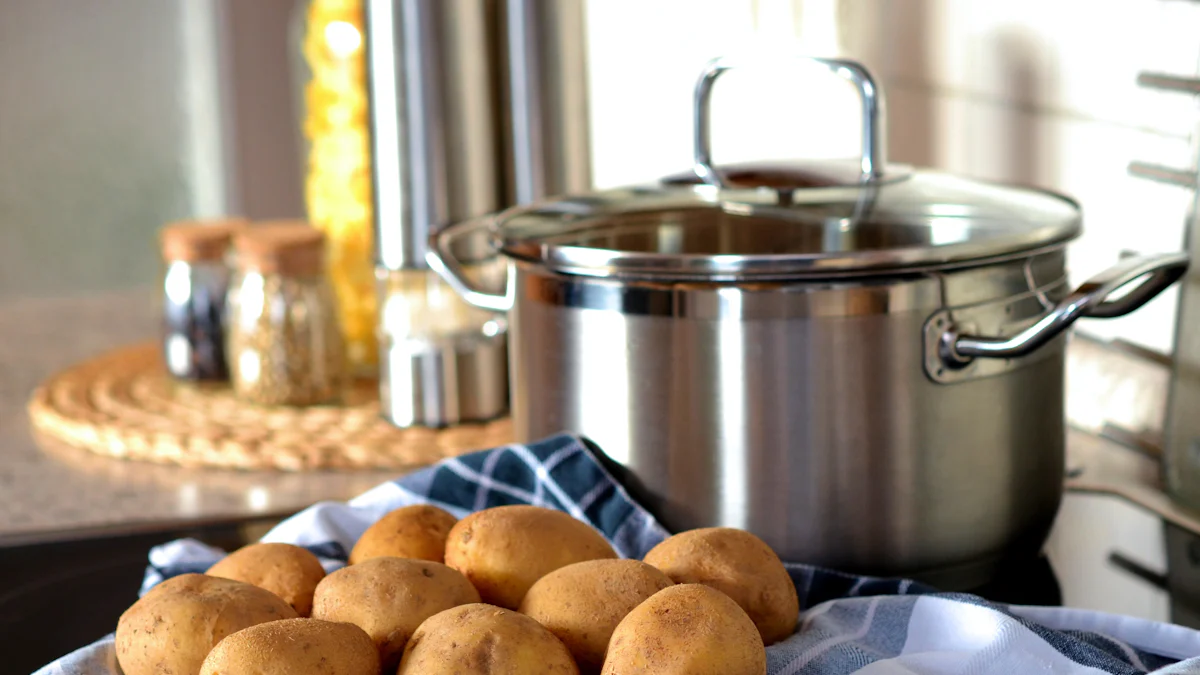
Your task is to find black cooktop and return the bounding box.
[969,554,1063,607]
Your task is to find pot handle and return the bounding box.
[424,215,514,312]
[693,55,886,186]
[939,252,1189,367]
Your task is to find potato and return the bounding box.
[519,559,672,673]
[206,542,326,616]
[444,505,617,609]
[398,603,578,675]
[115,573,298,675]
[642,527,799,644]
[200,618,378,675]
[350,504,458,564]
[602,584,766,675]
[312,557,481,669]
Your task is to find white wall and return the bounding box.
[586,0,1200,354]
[0,0,306,301]
[0,0,217,298]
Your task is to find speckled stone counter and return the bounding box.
[0,290,401,547]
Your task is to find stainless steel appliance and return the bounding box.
[428,56,1189,588]
[364,0,590,427]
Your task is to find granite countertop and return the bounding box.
[0,290,401,547]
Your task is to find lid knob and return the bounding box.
[692,55,888,187]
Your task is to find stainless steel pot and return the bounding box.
[427,56,1189,588]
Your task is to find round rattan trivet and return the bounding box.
[27,342,513,471]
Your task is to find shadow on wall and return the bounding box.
[987,26,1059,188]
[836,0,1059,187]
[837,0,936,168]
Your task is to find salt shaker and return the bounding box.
[160,219,245,380]
[227,222,346,406]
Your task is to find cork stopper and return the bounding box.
[234,221,327,276]
[160,218,246,262]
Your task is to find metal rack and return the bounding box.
[1129,72,1200,189]
[1142,64,1200,509]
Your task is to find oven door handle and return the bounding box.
[939,252,1189,367]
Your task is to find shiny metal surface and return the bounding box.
[939,253,1189,367]
[380,331,508,427]
[431,221,1184,581]
[1163,111,1200,510]
[364,0,591,269]
[428,213,1074,315]
[470,58,1081,280]
[161,259,231,381]
[1137,72,1200,96]
[467,172,1081,281]
[693,55,887,186]
[427,214,515,312]
[507,257,1066,584]
[365,0,504,271]
[502,0,592,203]
[923,278,1070,385]
[366,0,591,427]
[376,260,510,426]
[429,178,1082,286]
[425,55,1185,582]
[1128,161,1198,190]
[365,0,503,425]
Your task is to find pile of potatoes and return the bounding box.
[115,504,798,675]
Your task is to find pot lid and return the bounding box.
[491,56,1082,281]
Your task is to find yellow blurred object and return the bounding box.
[300,0,377,377]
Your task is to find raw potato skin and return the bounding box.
[601,584,766,675]
[206,542,326,616]
[115,574,298,675]
[349,504,457,564]
[311,557,481,669]
[444,505,617,609]
[519,559,673,673]
[199,617,379,675]
[398,603,579,675]
[643,527,800,645]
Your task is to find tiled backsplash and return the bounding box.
[587,0,1200,354]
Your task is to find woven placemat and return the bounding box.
[27,342,513,471]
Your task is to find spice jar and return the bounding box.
[160,218,245,381]
[227,222,346,406]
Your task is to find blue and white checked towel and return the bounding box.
[37,434,1200,674]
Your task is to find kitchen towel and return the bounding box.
[36,433,1200,675]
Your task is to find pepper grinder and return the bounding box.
[364,0,590,427]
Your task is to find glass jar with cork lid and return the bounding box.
[226,222,346,406]
[159,218,246,381]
